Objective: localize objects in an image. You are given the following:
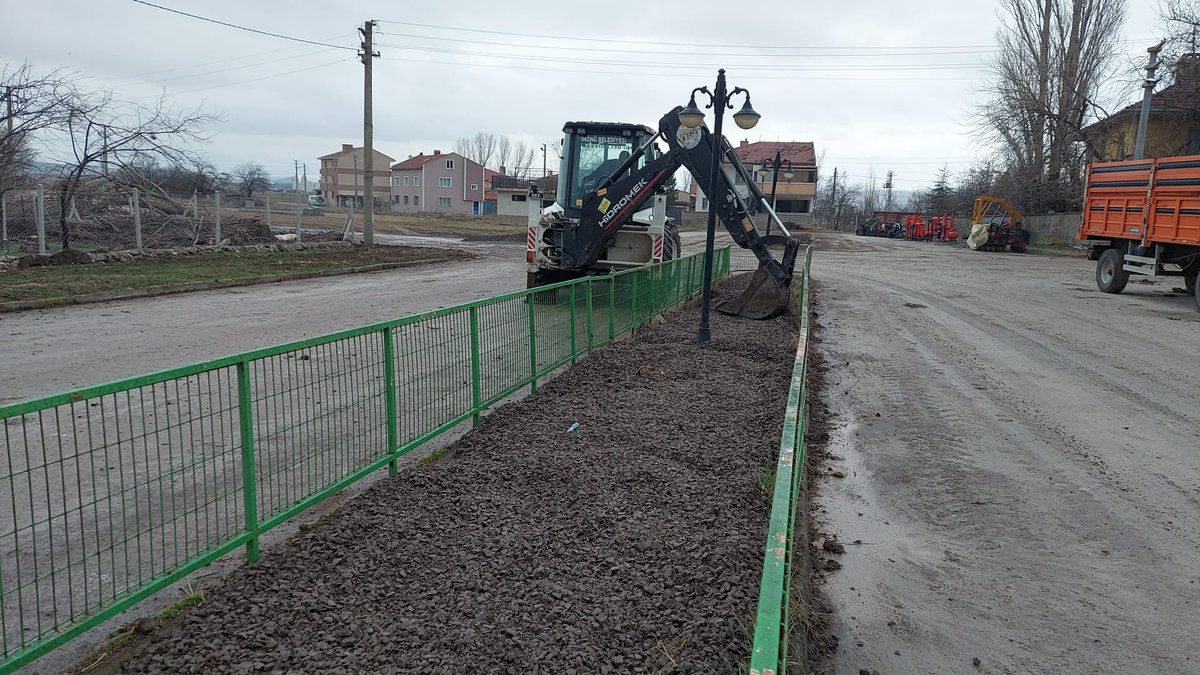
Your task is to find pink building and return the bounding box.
[390,150,495,216]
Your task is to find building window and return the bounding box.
[439,197,451,207]
[512,194,527,202]
[439,177,452,188]
[700,197,709,210]
[470,183,478,191]
[403,176,410,186]
[413,176,420,187]
[404,195,409,205]
[446,159,454,169]
[413,196,419,206]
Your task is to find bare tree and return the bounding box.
[510,141,536,177]
[232,161,271,200]
[40,83,215,248]
[975,0,1126,212]
[861,168,879,216]
[453,132,498,169]
[1159,0,1200,81]
[1,63,80,195]
[494,135,512,174]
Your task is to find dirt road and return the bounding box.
[808,232,1199,673]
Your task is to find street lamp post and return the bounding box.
[677,68,760,344]
[762,149,793,237]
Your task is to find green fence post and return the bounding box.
[469,305,482,428]
[585,277,594,350]
[631,270,639,330]
[608,272,616,342]
[569,283,578,364]
[527,291,538,393]
[236,360,259,563]
[383,326,399,476]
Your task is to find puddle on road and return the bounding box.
[816,405,928,673]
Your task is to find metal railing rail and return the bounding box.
[749,245,814,675]
[0,247,731,673]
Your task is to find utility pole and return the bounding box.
[300,162,307,242]
[541,143,548,177]
[1133,42,1165,160]
[360,19,379,246]
[884,170,894,212]
[831,167,839,230]
[294,160,302,235]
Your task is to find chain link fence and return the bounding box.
[1,184,278,256]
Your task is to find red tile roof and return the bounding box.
[733,141,817,167]
[1084,53,1200,132]
[390,153,444,171]
[317,145,395,161]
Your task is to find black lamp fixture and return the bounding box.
[677,69,759,344]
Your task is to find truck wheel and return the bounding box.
[1096,248,1129,294]
[1185,270,1197,297]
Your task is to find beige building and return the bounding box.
[690,140,818,226]
[1083,53,1200,161]
[492,173,557,217]
[318,144,396,208]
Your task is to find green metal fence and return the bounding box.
[0,247,731,673]
[749,245,814,675]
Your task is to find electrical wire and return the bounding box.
[376,32,996,58]
[170,58,352,95]
[379,54,979,81]
[118,34,354,81]
[376,19,995,51]
[377,44,986,72]
[129,0,357,51]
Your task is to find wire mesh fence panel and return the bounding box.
[250,332,389,524]
[475,297,534,405]
[0,187,277,255]
[392,313,474,450]
[0,369,242,659]
[532,285,576,377]
[0,247,730,671]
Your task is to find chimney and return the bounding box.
[740,139,749,147]
[1175,52,1200,85]
[500,165,507,176]
[433,149,441,156]
[342,144,353,152]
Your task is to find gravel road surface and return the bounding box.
[1,239,523,404]
[808,233,1199,674]
[103,276,797,674]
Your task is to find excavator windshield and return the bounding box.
[557,123,655,216]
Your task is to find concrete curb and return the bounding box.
[0,258,447,314]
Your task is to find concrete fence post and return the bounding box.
[35,184,46,255]
[1,193,7,250]
[265,191,271,229]
[214,191,222,245]
[132,188,143,253]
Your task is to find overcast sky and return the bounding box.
[1,0,1165,189]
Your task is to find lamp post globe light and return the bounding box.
[677,68,759,344]
[763,151,793,237]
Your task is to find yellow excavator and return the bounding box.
[968,196,1028,252]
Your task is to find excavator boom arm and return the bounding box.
[560,106,798,318]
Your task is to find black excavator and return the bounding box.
[524,106,799,319]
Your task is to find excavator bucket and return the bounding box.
[715,265,791,319]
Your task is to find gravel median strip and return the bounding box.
[103,274,798,674]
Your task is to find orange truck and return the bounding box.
[1077,155,1200,309]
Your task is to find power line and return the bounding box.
[118,34,354,81]
[378,55,977,82]
[171,58,352,95]
[377,31,996,58]
[377,44,986,72]
[129,0,357,51]
[377,19,995,50]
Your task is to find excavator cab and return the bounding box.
[556,122,658,220]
